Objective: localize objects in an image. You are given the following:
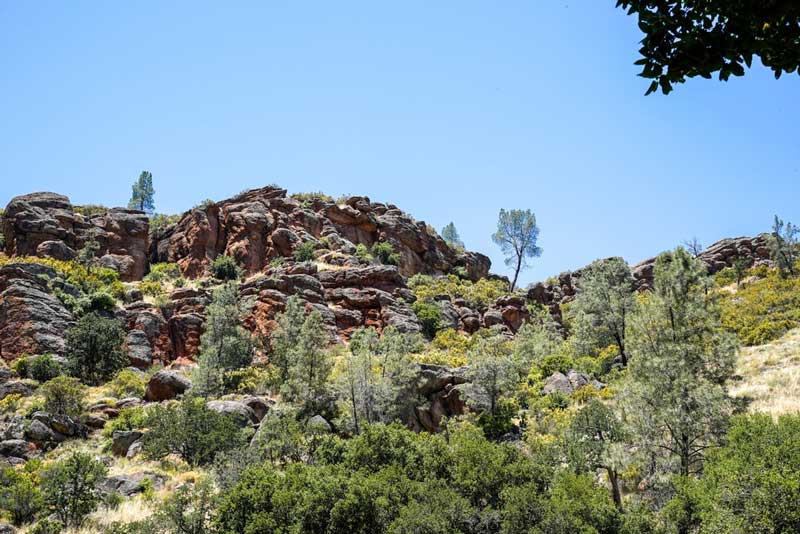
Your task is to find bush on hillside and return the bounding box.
[371,241,400,266]
[411,301,442,338]
[41,452,107,528]
[720,268,800,345]
[66,312,128,385]
[408,273,508,308]
[39,376,86,418]
[293,241,317,262]
[211,254,242,280]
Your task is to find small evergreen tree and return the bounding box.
[192,282,253,397]
[41,452,107,528]
[268,295,308,382]
[66,313,127,385]
[128,170,155,213]
[462,330,518,417]
[281,309,331,413]
[570,257,636,366]
[441,222,464,249]
[769,215,798,277]
[492,208,542,291]
[210,254,242,280]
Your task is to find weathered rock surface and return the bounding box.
[100,472,165,497]
[112,430,143,456]
[543,370,604,395]
[150,186,490,281]
[413,364,468,432]
[2,192,149,281]
[144,369,192,401]
[207,400,258,427]
[0,263,74,362]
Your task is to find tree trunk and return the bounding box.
[510,254,523,291]
[607,467,623,512]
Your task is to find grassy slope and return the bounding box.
[730,327,800,417]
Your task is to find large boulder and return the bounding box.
[112,430,143,456]
[207,400,258,427]
[144,370,192,401]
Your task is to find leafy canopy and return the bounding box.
[616,0,800,94]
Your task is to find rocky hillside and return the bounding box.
[0,186,774,368]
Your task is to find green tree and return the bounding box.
[28,354,63,382]
[616,1,800,95]
[336,327,421,434]
[41,452,107,528]
[39,376,86,417]
[142,396,245,467]
[77,237,101,273]
[512,307,564,374]
[268,295,307,382]
[566,400,627,511]
[441,222,464,249]
[570,257,636,366]
[462,331,518,417]
[192,282,253,397]
[769,214,798,277]
[623,248,737,479]
[128,170,155,213]
[66,312,127,385]
[492,208,542,291]
[281,309,332,413]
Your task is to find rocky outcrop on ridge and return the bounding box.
[2,192,149,281]
[528,235,774,314]
[149,186,490,281]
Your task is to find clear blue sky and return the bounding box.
[2,1,798,286]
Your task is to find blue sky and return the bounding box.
[1,1,798,286]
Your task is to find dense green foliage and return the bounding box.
[210,254,242,280]
[411,301,442,338]
[720,265,800,345]
[0,461,43,525]
[408,273,509,308]
[769,215,798,277]
[39,376,87,417]
[41,452,107,528]
[616,1,800,94]
[193,282,254,397]
[293,240,317,262]
[66,312,128,384]
[371,241,400,265]
[142,397,248,467]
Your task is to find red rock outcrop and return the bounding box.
[2,193,149,281]
[0,263,75,362]
[150,186,490,281]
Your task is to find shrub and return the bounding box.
[73,204,109,216]
[66,312,128,384]
[408,273,508,308]
[412,301,442,338]
[41,452,107,528]
[0,460,44,525]
[476,398,518,440]
[720,268,800,345]
[88,290,117,311]
[39,376,86,417]
[145,262,182,282]
[293,241,317,262]
[371,241,400,266]
[139,280,164,297]
[291,191,333,205]
[149,213,180,240]
[102,406,148,438]
[0,256,125,298]
[142,397,247,466]
[28,354,63,382]
[211,254,242,280]
[354,243,373,263]
[107,369,146,398]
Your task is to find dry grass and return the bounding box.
[730,327,800,417]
